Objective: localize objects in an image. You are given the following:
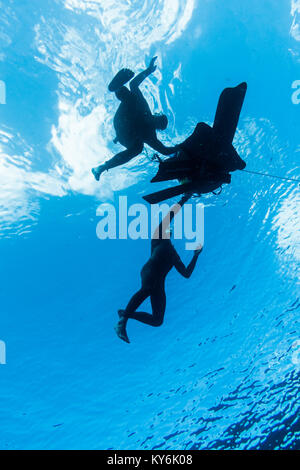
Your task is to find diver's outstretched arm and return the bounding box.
[145,136,178,156]
[152,194,190,240]
[129,57,157,91]
[173,246,203,279]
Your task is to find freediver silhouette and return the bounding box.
[114,194,202,344]
[92,57,178,182]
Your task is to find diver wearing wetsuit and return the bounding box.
[115,195,202,343]
[92,57,178,181]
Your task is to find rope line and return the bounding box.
[241,169,300,184]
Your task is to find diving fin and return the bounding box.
[213,82,247,144]
[144,176,231,204]
[143,182,195,204]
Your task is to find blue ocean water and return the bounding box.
[0,0,299,450]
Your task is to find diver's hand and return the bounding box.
[148,56,158,73]
[194,244,203,256]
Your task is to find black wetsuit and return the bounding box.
[124,237,199,327]
[103,69,177,172]
[114,85,153,148]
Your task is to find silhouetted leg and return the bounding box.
[124,284,166,327]
[125,288,150,316]
[114,287,150,343]
[92,143,144,181]
[104,144,144,170]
